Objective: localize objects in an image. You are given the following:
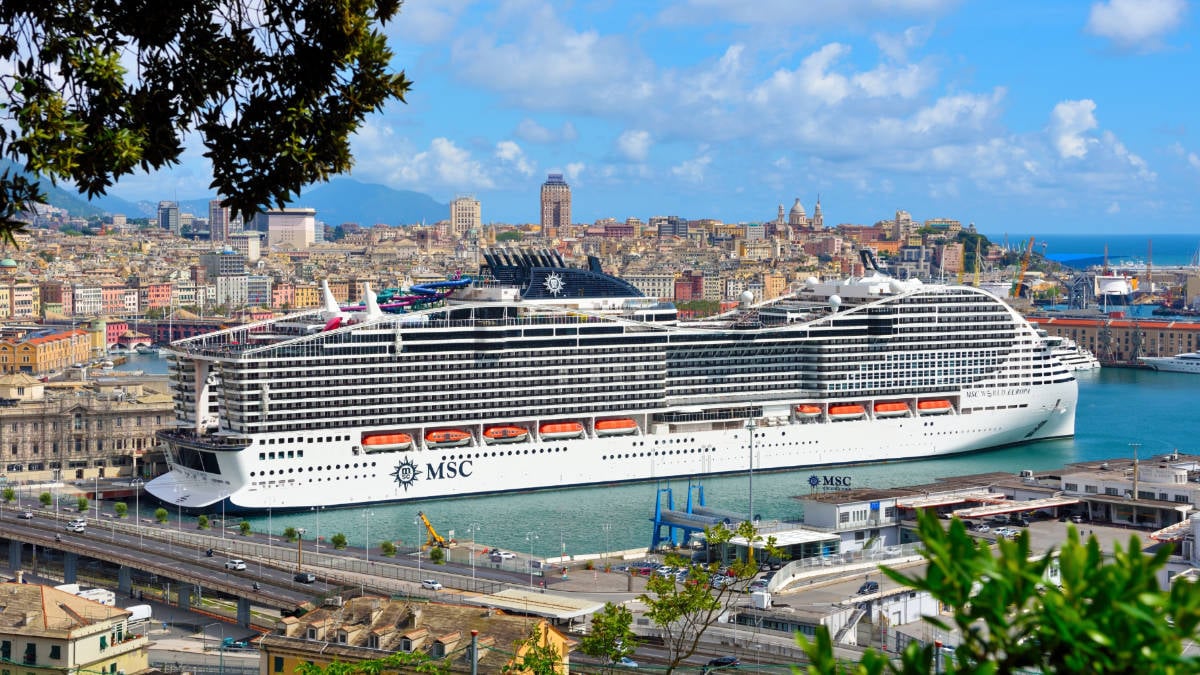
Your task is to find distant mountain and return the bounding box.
[173,178,447,226]
[292,178,448,226]
[1,162,447,226]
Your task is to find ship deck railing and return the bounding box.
[156,428,252,450]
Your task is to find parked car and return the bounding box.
[705,655,741,671]
[225,559,247,570]
[495,551,516,559]
[421,579,443,591]
[974,524,990,534]
[857,581,880,595]
[293,572,317,584]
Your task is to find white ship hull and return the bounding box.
[148,250,1079,513]
[147,383,1075,511]
[1140,352,1200,374]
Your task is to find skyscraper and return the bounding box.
[540,173,571,233]
[209,199,230,242]
[157,201,180,235]
[450,195,481,238]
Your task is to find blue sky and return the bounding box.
[123,0,1199,234]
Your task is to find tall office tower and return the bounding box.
[450,195,481,238]
[158,201,180,235]
[209,199,230,242]
[540,173,571,234]
[253,207,317,250]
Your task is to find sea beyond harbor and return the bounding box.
[119,359,1194,558]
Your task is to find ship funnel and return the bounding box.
[320,280,341,317]
[363,283,382,319]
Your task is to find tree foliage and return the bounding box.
[294,649,448,675]
[39,491,51,507]
[76,496,88,513]
[797,510,1200,674]
[0,1,412,232]
[1,487,13,504]
[578,602,638,670]
[639,521,781,673]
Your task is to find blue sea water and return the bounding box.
[1004,232,1199,268]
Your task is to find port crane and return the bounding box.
[1011,236,1035,298]
[417,511,454,549]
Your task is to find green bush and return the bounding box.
[155,507,168,523]
[76,497,89,513]
[40,492,52,507]
[239,521,251,536]
[429,547,445,565]
[198,514,210,530]
[114,502,128,518]
[284,526,298,542]
[331,533,347,549]
[380,541,396,557]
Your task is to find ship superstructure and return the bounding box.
[149,249,1078,512]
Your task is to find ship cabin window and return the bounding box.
[269,452,276,459]
[259,453,265,460]
[288,451,295,458]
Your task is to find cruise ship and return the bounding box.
[1140,351,1200,374]
[1038,331,1101,371]
[148,249,1078,512]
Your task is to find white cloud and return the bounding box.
[495,141,535,177]
[1049,100,1098,159]
[1086,0,1187,50]
[349,126,495,191]
[657,0,960,26]
[773,156,791,169]
[1102,131,1154,182]
[390,0,474,44]
[515,119,578,144]
[565,162,586,183]
[1107,202,1121,214]
[616,130,653,162]
[1169,142,1200,170]
[873,25,934,61]
[671,148,713,183]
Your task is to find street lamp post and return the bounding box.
[311,506,324,554]
[296,528,306,571]
[94,474,99,525]
[362,510,373,565]
[467,522,481,592]
[526,532,539,589]
[602,523,612,565]
[414,517,422,577]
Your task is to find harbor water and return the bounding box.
[117,347,1200,557]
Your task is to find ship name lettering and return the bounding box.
[426,460,473,480]
[964,386,1031,399]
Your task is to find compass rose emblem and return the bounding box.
[391,456,422,491]
[543,272,565,296]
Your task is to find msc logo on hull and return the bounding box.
[808,474,852,489]
[391,458,473,491]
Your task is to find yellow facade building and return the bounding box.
[0,582,152,675]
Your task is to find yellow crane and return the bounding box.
[417,511,454,549]
[1011,236,1035,298]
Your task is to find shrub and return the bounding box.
[330,533,347,549]
[114,502,128,518]
[155,507,168,524]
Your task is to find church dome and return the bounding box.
[789,198,806,218]
[0,258,17,268]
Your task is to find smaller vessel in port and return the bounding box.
[1139,351,1200,374]
[540,421,585,440]
[425,429,471,448]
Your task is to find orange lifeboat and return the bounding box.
[361,432,413,451]
[595,418,638,437]
[484,425,529,444]
[539,421,585,440]
[918,399,953,415]
[425,429,472,447]
[794,404,822,418]
[873,402,910,418]
[828,404,867,421]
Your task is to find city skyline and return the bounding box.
[105,1,1196,234]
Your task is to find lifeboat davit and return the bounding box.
[425,429,472,447]
[595,418,638,437]
[794,404,822,418]
[539,421,585,440]
[873,402,910,418]
[918,399,953,415]
[484,425,529,444]
[828,404,867,421]
[361,432,413,451]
